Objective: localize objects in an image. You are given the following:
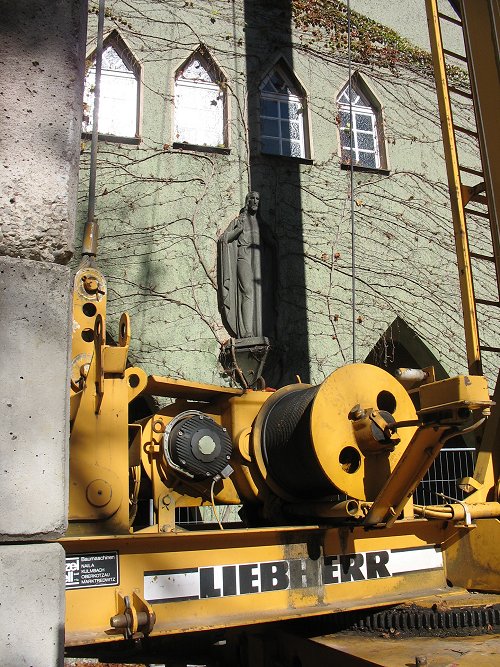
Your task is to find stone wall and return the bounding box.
[0,1,87,665]
[77,1,495,390]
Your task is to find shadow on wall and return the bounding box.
[244,0,310,387]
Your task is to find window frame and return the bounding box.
[259,63,309,159]
[83,30,142,144]
[173,48,229,150]
[337,76,387,171]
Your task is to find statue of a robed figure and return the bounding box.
[217,191,277,387]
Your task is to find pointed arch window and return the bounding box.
[337,77,386,169]
[260,63,308,158]
[83,31,141,139]
[174,49,227,147]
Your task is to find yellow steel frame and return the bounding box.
[62,519,460,646]
[64,292,497,645]
[64,290,498,647]
[65,252,497,649]
[425,0,482,376]
[62,2,500,654]
[69,267,148,534]
[460,0,500,294]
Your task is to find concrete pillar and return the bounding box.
[0,1,87,665]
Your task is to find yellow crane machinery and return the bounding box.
[64,266,499,655]
[63,1,500,664]
[426,0,500,378]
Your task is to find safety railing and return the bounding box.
[173,448,477,527]
[414,447,476,505]
[175,504,243,528]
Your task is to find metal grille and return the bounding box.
[175,448,477,526]
[144,448,476,529]
[414,447,476,505]
[175,505,243,528]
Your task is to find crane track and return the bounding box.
[329,603,500,636]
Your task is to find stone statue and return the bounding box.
[217,191,276,340]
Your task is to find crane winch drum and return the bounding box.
[251,364,418,503]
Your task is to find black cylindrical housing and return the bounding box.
[260,386,334,499]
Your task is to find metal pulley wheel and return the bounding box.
[252,363,418,502]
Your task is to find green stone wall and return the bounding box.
[77,0,496,388]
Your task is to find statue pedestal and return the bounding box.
[219,337,270,389]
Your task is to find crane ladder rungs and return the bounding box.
[475,298,500,307]
[448,85,473,100]
[443,48,468,63]
[464,208,490,219]
[453,124,479,138]
[460,166,483,177]
[470,252,495,263]
[437,12,462,27]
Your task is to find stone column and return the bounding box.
[0,2,87,665]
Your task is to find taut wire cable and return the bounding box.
[81,0,106,264]
[347,0,356,363]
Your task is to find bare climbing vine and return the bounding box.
[77,0,496,387]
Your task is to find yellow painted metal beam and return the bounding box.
[146,374,243,400]
[425,0,482,375]
[61,522,454,646]
[445,517,500,592]
[460,0,500,298]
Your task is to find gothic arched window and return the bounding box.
[337,76,386,169]
[83,31,141,139]
[174,49,227,147]
[260,62,309,158]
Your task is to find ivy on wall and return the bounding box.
[291,0,468,85]
[76,0,495,388]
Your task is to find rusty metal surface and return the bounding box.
[61,521,462,646]
[312,633,500,666]
[323,601,500,636]
[230,626,500,667]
